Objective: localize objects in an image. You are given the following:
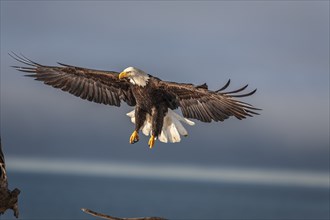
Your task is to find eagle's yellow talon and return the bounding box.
[148,135,156,149]
[129,131,139,144]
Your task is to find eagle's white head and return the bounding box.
[119,67,150,87]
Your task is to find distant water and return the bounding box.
[1,172,329,220]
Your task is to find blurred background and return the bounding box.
[1,1,329,219]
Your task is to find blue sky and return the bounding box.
[1,1,329,171]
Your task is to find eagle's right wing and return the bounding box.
[158,79,260,123]
[10,53,136,107]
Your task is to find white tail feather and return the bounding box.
[126,111,135,124]
[141,114,152,136]
[172,117,188,136]
[169,123,181,142]
[126,109,194,143]
[141,122,151,136]
[158,130,168,143]
[170,110,195,126]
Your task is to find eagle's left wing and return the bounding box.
[158,79,260,122]
[10,53,136,107]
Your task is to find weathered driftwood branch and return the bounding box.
[0,138,20,218]
[81,208,167,220]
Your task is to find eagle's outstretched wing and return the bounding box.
[158,79,260,122]
[10,53,136,107]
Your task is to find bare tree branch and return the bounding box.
[81,208,167,220]
[0,138,21,218]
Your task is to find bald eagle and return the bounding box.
[10,53,260,148]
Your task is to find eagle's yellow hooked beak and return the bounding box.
[119,71,129,79]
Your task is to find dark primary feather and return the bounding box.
[215,79,231,92]
[158,80,261,123]
[10,53,136,107]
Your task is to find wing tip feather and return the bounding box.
[215,79,231,92]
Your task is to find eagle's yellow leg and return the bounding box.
[148,135,156,149]
[129,131,139,144]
